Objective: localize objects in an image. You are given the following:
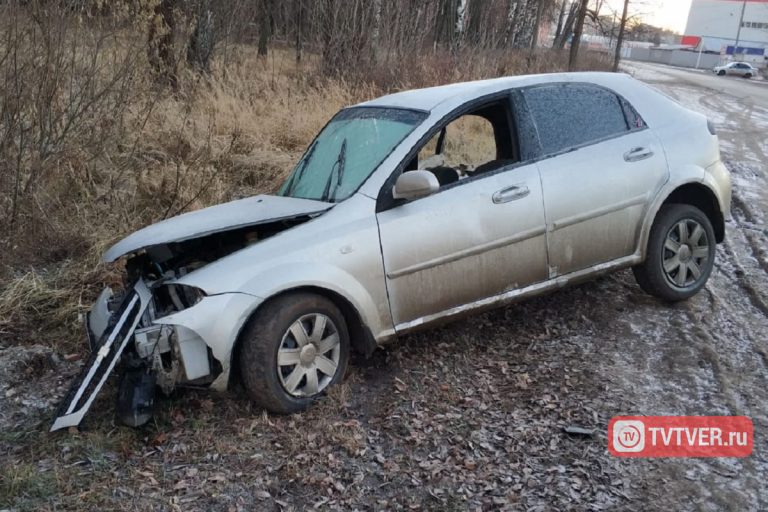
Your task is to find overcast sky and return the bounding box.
[600,0,693,33]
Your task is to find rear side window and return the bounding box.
[522,84,629,156]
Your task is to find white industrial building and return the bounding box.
[684,0,768,58]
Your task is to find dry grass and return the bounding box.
[0,31,611,352]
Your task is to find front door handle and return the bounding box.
[624,146,654,162]
[492,184,529,204]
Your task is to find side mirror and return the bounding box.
[392,170,439,201]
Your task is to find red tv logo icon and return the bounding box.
[609,416,753,458]
[612,420,645,452]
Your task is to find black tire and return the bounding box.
[238,292,350,414]
[632,204,716,302]
[718,70,726,76]
[744,73,752,79]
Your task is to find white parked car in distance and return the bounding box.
[713,61,757,78]
[52,72,731,431]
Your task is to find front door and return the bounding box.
[376,98,548,327]
[377,164,547,327]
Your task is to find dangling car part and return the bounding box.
[116,357,157,428]
[53,72,731,431]
[52,281,152,431]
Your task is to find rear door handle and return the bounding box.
[493,184,529,204]
[624,146,654,162]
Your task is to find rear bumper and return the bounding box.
[705,160,732,222]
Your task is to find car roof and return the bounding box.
[356,72,639,112]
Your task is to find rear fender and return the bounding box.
[637,165,723,259]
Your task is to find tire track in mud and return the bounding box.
[664,243,768,510]
[704,85,768,328]
[619,65,768,510]
[732,194,768,277]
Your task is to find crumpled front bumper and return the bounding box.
[51,280,261,432]
[51,280,152,431]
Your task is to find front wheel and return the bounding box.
[239,293,350,414]
[744,73,752,79]
[633,204,716,302]
[718,70,726,76]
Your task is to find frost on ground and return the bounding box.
[2,66,768,511]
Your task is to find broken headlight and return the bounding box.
[153,284,206,316]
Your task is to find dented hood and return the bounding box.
[104,195,331,262]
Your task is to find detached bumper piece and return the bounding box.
[50,280,151,432]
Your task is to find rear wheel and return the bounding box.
[239,293,350,414]
[633,204,716,302]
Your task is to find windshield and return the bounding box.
[279,107,427,202]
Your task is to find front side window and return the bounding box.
[406,100,515,188]
[522,84,629,156]
[419,115,497,172]
[280,107,426,202]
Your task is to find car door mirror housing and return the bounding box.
[392,170,440,200]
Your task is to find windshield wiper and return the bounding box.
[321,138,347,202]
[284,139,318,197]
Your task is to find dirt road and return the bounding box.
[625,60,768,109]
[1,65,767,510]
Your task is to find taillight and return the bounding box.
[707,119,717,135]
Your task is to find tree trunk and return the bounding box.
[529,0,545,58]
[554,0,566,43]
[187,0,214,73]
[612,0,629,72]
[258,0,271,57]
[372,0,382,62]
[554,1,577,49]
[568,0,588,70]
[295,0,303,63]
[454,0,468,52]
[148,0,177,89]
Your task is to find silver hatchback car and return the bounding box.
[53,72,731,430]
[713,61,757,78]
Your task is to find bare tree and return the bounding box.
[187,0,215,73]
[257,0,272,57]
[529,0,554,59]
[148,0,178,88]
[612,0,630,71]
[553,0,567,46]
[554,0,578,49]
[295,0,304,62]
[568,0,589,70]
[455,0,468,51]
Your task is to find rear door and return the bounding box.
[518,83,668,276]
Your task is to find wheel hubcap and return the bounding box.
[662,218,710,289]
[299,344,317,366]
[277,313,341,397]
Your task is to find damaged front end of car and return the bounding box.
[51,195,332,432]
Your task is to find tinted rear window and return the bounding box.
[522,84,629,155]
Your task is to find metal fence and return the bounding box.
[626,48,723,70]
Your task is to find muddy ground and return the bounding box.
[1,64,767,511]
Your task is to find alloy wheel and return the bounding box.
[277,313,341,397]
[662,218,710,289]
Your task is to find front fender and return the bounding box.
[153,292,262,390]
[234,262,394,342]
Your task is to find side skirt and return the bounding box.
[393,254,642,334]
